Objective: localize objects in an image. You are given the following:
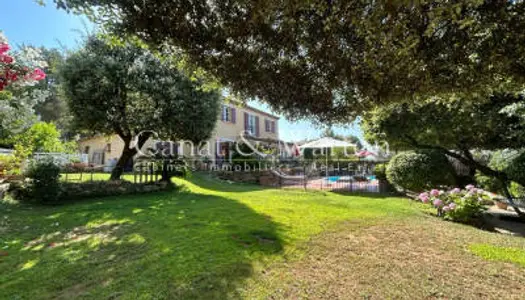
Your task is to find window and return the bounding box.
[265,119,270,132]
[265,119,276,133]
[84,146,90,154]
[248,114,257,135]
[106,143,112,153]
[221,105,236,123]
[222,105,230,122]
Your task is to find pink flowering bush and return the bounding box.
[419,185,488,224]
[0,34,46,91]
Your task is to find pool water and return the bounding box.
[327,176,340,182]
[326,175,376,182]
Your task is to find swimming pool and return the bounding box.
[326,175,376,182]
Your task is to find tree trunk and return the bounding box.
[110,133,151,181]
[110,138,137,180]
[160,159,170,182]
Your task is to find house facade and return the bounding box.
[78,102,282,167]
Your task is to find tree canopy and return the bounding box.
[53,0,525,123]
[363,94,525,215]
[60,36,221,179]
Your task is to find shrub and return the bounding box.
[231,142,273,169]
[386,151,455,192]
[60,180,172,201]
[475,151,525,198]
[0,155,20,176]
[418,185,488,224]
[374,163,387,181]
[506,152,525,186]
[24,159,61,204]
[475,172,504,194]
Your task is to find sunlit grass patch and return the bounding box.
[469,243,525,267]
[0,173,427,299]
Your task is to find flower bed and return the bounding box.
[419,185,490,224]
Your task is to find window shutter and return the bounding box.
[271,121,276,133]
[221,105,225,121]
[255,116,260,137]
[244,112,249,131]
[231,108,236,123]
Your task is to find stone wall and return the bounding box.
[216,170,281,187]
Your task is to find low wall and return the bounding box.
[216,170,281,187]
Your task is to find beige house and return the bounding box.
[78,102,282,168]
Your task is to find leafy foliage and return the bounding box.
[33,48,73,135]
[24,158,61,204]
[15,122,65,154]
[0,32,51,146]
[53,0,525,123]
[386,151,455,192]
[506,152,525,186]
[418,186,488,225]
[364,95,525,151]
[0,155,20,176]
[60,36,221,179]
[374,163,387,181]
[59,180,172,201]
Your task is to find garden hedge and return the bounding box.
[386,150,456,192]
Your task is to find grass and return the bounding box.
[1,173,525,299]
[469,244,525,267]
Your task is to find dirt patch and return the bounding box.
[258,217,525,299]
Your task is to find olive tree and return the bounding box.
[60,37,221,180]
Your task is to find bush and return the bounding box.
[25,159,61,204]
[60,180,172,201]
[475,172,504,194]
[475,151,525,198]
[506,152,525,185]
[374,163,387,181]
[0,155,21,176]
[9,179,173,204]
[418,185,488,224]
[386,151,455,192]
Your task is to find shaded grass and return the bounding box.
[0,173,418,299]
[469,244,525,267]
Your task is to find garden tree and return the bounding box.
[60,37,221,180]
[0,32,48,146]
[14,122,66,155]
[363,94,525,215]
[33,48,73,135]
[53,0,525,123]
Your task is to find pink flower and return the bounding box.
[477,188,484,194]
[0,54,13,64]
[430,189,440,197]
[0,43,9,55]
[30,68,46,81]
[448,202,457,210]
[442,205,451,212]
[450,188,461,194]
[420,195,430,203]
[433,199,444,207]
[419,192,429,201]
[465,184,475,190]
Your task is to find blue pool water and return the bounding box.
[326,175,376,182]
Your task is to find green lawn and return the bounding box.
[1,173,525,299]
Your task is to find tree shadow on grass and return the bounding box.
[0,189,284,299]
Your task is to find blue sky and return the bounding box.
[0,0,364,143]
